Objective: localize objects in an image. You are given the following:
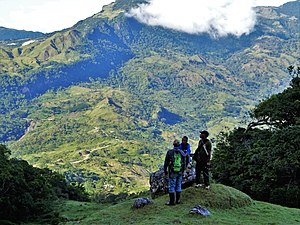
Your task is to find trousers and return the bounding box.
[168,172,183,193]
[195,162,209,186]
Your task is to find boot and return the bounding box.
[165,193,175,206]
[176,192,181,204]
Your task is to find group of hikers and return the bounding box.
[163,130,212,206]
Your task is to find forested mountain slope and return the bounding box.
[0,0,299,195]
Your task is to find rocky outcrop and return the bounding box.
[150,165,196,198]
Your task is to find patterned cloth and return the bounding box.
[189,205,211,216]
[133,198,153,209]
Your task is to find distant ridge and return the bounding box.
[0,26,44,41]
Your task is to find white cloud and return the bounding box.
[128,0,293,38]
[22,40,36,46]
[0,0,292,33]
[0,0,115,33]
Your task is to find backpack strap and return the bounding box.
[203,143,208,156]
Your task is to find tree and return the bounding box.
[247,67,300,130]
[0,144,89,223]
[247,66,300,130]
[212,67,300,208]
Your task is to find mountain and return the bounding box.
[0,26,44,41]
[277,0,300,18]
[0,0,299,195]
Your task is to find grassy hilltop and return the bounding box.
[25,184,300,225]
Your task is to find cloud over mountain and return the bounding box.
[128,0,257,38]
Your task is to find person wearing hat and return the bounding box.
[192,130,212,189]
[164,139,186,205]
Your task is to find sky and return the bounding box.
[0,0,294,33]
[0,0,115,33]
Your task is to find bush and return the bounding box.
[212,127,300,208]
[0,145,89,223]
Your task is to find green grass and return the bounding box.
[93,3,125,20]
[24,184,300,225]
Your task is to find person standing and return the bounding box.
[179,136,191,167]
[164,139,186,205]
[192,130,212,190]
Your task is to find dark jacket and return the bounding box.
[193,139,212,164]
[164,147,186,174]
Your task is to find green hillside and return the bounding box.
[0,0,299,198]
[10,84,165,194]
[1,0,299,138]
[25,184,300,225]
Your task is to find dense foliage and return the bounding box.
[212,73,300,208]
[0,145,89,223]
